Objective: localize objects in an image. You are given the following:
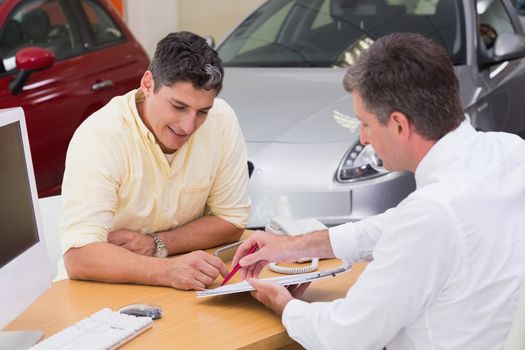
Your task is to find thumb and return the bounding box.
[248,277,275,291]
[247,278,263,289]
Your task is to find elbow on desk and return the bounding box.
[226,227,244,244]
[63,247,84,280]
[63,244,104,281]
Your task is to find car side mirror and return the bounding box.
[493,32,525,62]
[9,47,55,95]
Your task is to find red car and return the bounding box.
[0,0,149,197]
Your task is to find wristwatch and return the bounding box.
[148,233,168,258]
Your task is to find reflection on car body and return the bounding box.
[217,0,525,228]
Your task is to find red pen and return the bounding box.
[220,244,259,286]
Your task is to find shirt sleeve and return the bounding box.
[282,199,459,350]
[329,207,395,262]
[59,123,124,254]
[205,99,251,228]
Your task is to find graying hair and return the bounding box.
[149,31,224,93]
[202,64,222,90]
[343,33,464,141]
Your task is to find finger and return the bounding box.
[240,260,266,280]
[247,277,265,290]
[197,262,221,280]
[286,282,301,294]
[232,238,259,267]
[194,272,215,287]
[239,264,252,280]
[249,287,267,304]
[174,277,204,291]
[239,249,266,267]
[287,282,311,298]
[107,232,125,245]
[248,278,283,302]
[248,279,285,313]
[110,238,129,248]
[190,278,207,291]
[244,260,267,280]
[201,252,228,277]
[252,261,267,278]
[248,277,279,290]
[179,268,212,290]
[107,230,134,246]
[295,281,311,296]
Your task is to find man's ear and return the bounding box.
[140,70,155,96]
[390,111,411,140]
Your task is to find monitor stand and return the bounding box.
[0,330,44,349]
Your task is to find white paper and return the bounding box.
[197,263,351,297]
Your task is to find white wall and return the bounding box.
[124,0,262,57]
[125,0,179,57]
[177,0,263,43]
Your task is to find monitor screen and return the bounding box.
[0,108,50,331]
[0,122,40,268]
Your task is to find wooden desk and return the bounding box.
[6,254,366,349]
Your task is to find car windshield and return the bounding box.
[218,0,466,67]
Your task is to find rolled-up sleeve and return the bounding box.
[59,124,123,254]
[205,100,251,228]
[329,209,394,262]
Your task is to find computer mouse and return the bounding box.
[119,303,163,320]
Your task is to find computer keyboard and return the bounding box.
[29,307,153,350]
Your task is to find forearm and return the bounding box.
[293,229,336,259]
[159,216,243,255]
[64,242,168,286]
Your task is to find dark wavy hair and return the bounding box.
[344,32,464,141]
[149,31,224,93]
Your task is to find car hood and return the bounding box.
[220,68,360,144]
[220,66,477,145]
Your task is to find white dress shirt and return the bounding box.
[282,122,525,350]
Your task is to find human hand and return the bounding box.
[231,230,297,280]
[163,251,228,290]
[248,278,311,317]
[108,229,155,256]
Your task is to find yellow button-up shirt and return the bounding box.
[60,89,250,253]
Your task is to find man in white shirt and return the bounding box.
[232,33,525,349]
[61,32,250,290]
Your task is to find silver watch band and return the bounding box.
[148,233,167,257]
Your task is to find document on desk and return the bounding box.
[197,263,351,297]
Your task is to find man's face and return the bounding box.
[139,71,217,153]
[353,92,402,171]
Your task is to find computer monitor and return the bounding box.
[0,108,51,346]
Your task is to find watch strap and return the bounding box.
[148,233,167,256]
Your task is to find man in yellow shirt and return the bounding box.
[59,32,250,290]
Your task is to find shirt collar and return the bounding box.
[128,89,157,144]
[414,120,476,188]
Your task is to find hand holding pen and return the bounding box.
[221,244,259,286]
[230,230,302,280]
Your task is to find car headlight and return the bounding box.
[336,143,388,182]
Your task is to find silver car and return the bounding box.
[217,0,525,228]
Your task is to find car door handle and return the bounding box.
[92,80,114,91]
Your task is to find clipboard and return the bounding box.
[196,263,351,297]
